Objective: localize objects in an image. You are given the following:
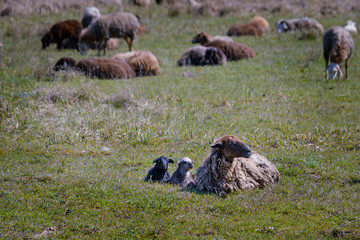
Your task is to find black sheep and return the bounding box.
[145,156,174,183]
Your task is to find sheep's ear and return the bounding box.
[152,159,158,164]
[211,142,223,149]
[168,159,174,164]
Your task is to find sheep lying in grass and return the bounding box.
[276,17,324,39]
[192,32,232,44]
[196,135,280,197]
[53,57,136,79]
[79,12,144,56]
[129,0,150,6]
[168,157,196,188]
[227,21,265,37]
[176,46,226,66]
[344,20,358,35]
[41,19,82,51]
[323,26,354,80]
[145,156,174,183]
[203,40,255,61]
[252,16,270,31]
[112,50,161,76]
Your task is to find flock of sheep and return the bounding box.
[41,7,356,196]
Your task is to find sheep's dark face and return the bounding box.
[276,20,289,33]
[153,156,174,171]
[192,32,206,44]
[178,157,194,171]
[201,48,221,66]
[41,32,52,49]
[211,135,252,160]
[78,42,88,55]
[53,57,77,71]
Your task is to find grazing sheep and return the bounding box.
[112,50,161,76]
[168,157,196,188]
[81,6,101,28]
[344,20,358,35]
[227,21,265,37]
[196,135,280,197]
[53,57,136,79]
[323,26,354,80]
[79,12,144,56]
[203,40,255,61]
[252,16,270,31]
[276,17,324,38]
[176,46,226,66]
[192,32,233,45]
[145,156,174,183]
[41,19,82,51]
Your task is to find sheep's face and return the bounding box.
[192,32,206,44]
[326,63,343,80]
[201,48,221,66]
[276,20,289,32]
[211,135,252,160]
[153,156,174,171]
[178,157,194,171]
[53,57,77,71]
[78,42,88,55]
[41,32,52,49]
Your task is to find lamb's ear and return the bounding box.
[152,158,158,164]
[168,159,174,164]
[211,142,223,149]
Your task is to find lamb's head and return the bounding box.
[325,62,343,80]
[53,57,77,71]
[211,135,252,161]
[192,32,208,44]
[153,156,174,171]
[177,157,194,172]
[276,19,289,32]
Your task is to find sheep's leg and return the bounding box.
[103,39,108,56]
[56,41,62,51]
[124,37,133,51]
[345,59,348,79]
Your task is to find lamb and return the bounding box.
[145,156,174,183]
[227,21,265,37]
[53,57,136,79]
[112,50,161,76]
[344,20,358,35]
[196,135,280,197]
[252,16,270,31]
[168,157,196,188]
[202,40,255,61]
[78,12,144,56]
[81,6,101,28]
[191,32,233,45]
[276,17,324,38]
[323,26,354,80]
[176,46,227,66]
[41,19,82,51]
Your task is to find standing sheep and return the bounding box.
[192,32,233,44]
[78,12,144,56]
[168,157,196,188]
[41,19,82,51]
[203,40,255,61]
[53,57,136,79]
[112,50,161,76]
[145,156,174,183]
[323,26,354,80]
[196,135,280,197]
[276,17,324,38]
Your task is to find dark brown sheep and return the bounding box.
[203,40,255,61]
[227,21,264,37]
[53,57,136,79]
[41,19,82,51]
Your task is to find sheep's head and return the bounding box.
[211,135,252,161]
[177,157,194,171]
[41,32,53,49]
[325,62,343,80]
[153,156,174,171]
[200,47,223,66]
[192,32,208,44]
[276,19,289,32]
[53,57,77,71]
[345,20,356,28]
[78,42,88,55]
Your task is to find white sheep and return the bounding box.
[168,157,196,188]
[323,26,354,80]
[276,17,324,39]
[344,20,358,35]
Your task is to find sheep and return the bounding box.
[252,16,270,31]
[145,156,174,183]
[168,157,196,188]
[276,17,324,38]
[78,12,144,56]
[41,19,82,51]
[129,0,150,7]
[196,135,280,197]
[53,57,136,79]
[323,26,354,80]
[227,21,265,37]
[191,32,232,45]
[344,20,358,35]
[202,40,255,61]
[176,45,227,66]
[112,50,161,76]
[81,6,101,28]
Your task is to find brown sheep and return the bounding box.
[323,26,354,79]
[192,32,233,45]
[196,135,280,197]
[252,16,270,31]
[41,19,82,51]
[112,50,161,76]
[227,21,264,37]
[203,40,255,61]
[53,57,136,79]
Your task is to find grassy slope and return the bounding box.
[0,4,359,239]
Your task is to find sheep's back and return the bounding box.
[113,51,160,76]
[203,40,255,61]
[51,20,82,40]
[323,26,354,63]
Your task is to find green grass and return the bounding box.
[1,2,360,239]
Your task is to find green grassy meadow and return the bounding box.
[0,2,360,239]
